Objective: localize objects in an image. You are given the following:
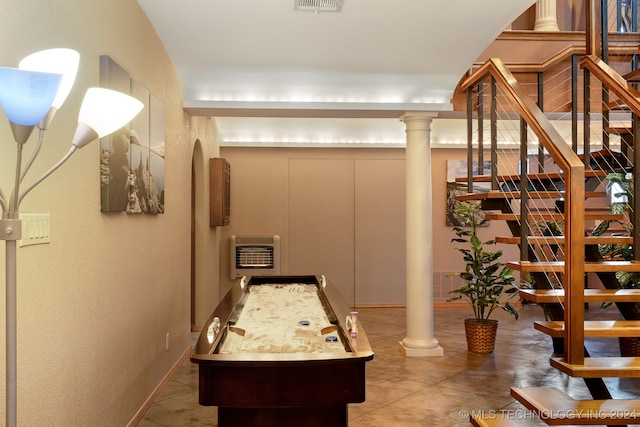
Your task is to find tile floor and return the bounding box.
[139,304,640,427]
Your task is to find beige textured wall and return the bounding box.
[0,1,218,425]
[219,146,519,305]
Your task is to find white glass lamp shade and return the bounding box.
[0,67,61,126]
[72,88,143,148]
[19,48,80,110]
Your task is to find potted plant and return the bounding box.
[592,172,640,355]
[592,171,640,291]
[448,201,520,353]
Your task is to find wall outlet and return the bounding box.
[165,333,170,351]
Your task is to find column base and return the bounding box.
[534,20,559,31]
[398,340,444,357]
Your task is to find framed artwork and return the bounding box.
[99,56,165,214]
[146,95,165,213]
[446,159,491,226]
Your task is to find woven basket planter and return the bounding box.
[619,337,640,356]
[464,318,498,353]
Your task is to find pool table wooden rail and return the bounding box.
[190,275,374,427]
[191,274,373,361]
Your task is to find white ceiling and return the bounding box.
[136,0,537,147]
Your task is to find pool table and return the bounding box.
[190,275,374,427]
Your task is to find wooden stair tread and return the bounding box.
[604,126,632,135]
[578,149,626,160]
[508,260,640,273]
[457,191,605,201]
[511,386,640,424]
[454,169,606,183]
[584,206,618,211]
[485,212,623,221]
[470,415,541,427]
[496,235,633,245]
[550,356,640,378]
[534,320,640,338]
[594,227,629,234]
[605,98,631,110]
[624,67,640,82]
[519,288,640,303]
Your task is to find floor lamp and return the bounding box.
[0,49,143,427]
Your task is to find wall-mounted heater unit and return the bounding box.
[230,235,281,280]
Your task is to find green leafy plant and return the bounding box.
[535,220,563,237]
[592,172,639,289]
[533,219,564,255]
[448,201,520,320]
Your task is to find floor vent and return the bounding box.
[294,0,344,13]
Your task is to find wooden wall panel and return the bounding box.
[354,159,406,306]
[289,159,356,304]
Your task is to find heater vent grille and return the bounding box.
[236,246,274,268]
[230,235,281,279]
[294,0,344,12]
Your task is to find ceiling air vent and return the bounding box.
[294,0,344,13]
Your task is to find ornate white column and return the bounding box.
[534,0,560,31]
[399,112,444,357]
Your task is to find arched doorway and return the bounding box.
[190,139,205,330]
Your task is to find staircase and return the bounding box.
[458,5,640,424]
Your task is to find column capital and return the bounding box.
[400,111,438,123]
[400,112,438,133]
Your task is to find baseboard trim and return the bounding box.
[352,303,406,309]
[127,344,193,427]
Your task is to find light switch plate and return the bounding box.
[19,213,50,247]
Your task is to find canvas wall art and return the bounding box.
[99,56,165,214]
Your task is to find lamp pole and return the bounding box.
[4,228,19,427]
[2,123,35,427]
[0,51,143,427]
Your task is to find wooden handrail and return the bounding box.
[461,57,586,364]
[460,58,584,173]
[469,40,640,74]
[581,54,640,114]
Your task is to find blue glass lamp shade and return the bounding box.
[0,67,62,126]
